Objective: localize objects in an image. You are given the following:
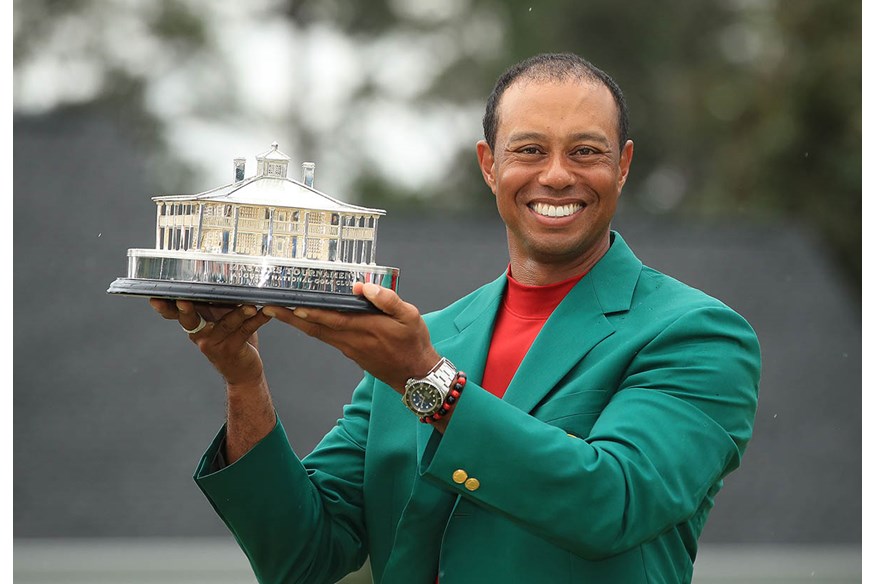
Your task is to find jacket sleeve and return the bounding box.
[194,374,376,584]
[418,305,760,560]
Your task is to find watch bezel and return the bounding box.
[402,357,457,417]
[403,382,444,415]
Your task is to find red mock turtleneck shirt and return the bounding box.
[480,269,587,398]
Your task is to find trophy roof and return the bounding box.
[153,175,386,215]
[256,141,292,161]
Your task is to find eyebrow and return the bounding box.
[506,132,612,148]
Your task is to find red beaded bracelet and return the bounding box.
[421,371,466,424]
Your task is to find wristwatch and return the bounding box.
[402,357,458,417]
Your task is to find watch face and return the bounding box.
[408,383,442,414]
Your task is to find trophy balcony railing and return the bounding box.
[200,217,234,229]
[158,216,199,228]
[160,219,376,245]
[236,218,269,231]
[272,222,304,235]
[307,224,339,237]
[341,227,375,239]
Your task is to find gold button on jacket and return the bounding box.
[464,477,480,491]
[452,469,468,484]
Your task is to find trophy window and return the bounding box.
[306,238,322,259]
[239,206,259,219]
[235,233,258,255]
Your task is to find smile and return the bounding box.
[529,202,584,218]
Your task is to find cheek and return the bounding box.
[492,192,521,227]
[582,168,624,201]
[494,166,530,196]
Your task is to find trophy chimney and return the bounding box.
[233,158,246,182]
[302,162,315,188]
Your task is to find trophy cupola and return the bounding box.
[256,142,292,179]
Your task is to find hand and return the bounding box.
[148,299,273,388]
[263,283,440,393]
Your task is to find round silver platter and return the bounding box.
[107,249,400,313]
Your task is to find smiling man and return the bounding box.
[152,53,761,584]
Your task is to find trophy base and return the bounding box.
[107,278,381,313]
[107,249,400,313]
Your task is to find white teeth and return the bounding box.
[530,202,583,218]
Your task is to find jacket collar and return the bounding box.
[438,231,642,414]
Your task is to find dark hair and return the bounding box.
[482,53,629,151]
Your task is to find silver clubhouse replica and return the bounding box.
[107,143,399,312]
[403,358,459,417]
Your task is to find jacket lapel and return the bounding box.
[415,272,506,461]
[381,274,505,584]
[503,232,642,414]
[501,276,613,414]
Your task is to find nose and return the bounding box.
[538,154,576,190]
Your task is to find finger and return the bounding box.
[227,309,273,345]
[262,306,321,336]
[265,305,336,341]
[263,305,343,331]
[193,302,237,322]
[261,306,296,324]
[212,304,259,335]
[288,306,353,331]
[149,298,180,320]
[360,283,413,321]
[176,300,209,334]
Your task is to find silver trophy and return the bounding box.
[107,142,399,312]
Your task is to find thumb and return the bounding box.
[361,283,405,318]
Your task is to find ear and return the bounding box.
[616,140,634,191]
[476,140,497,195]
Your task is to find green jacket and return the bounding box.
[195,232,761,584]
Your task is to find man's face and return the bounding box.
[477,79,634,271]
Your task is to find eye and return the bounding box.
[518,146,542,155]
[574,146,597,156]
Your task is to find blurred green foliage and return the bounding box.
[14,0,861,288]
[285,0,861,288]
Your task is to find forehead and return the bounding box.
[496,79,619,143]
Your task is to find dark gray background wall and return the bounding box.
[14,110,861,543]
